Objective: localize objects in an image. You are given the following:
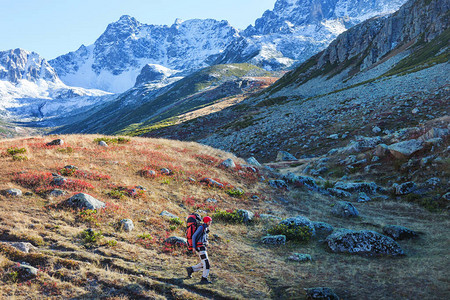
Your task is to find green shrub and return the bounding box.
[56,147,74,154]
[80,229,103,245]
[105,239,117,247]
[213,210,245,224]
[226,188,245,197]
[6,271,18,283]
[137,233,153,240]
[7,147,26,155]
[12,155,28,161]
[94,137,130,144]
[268,223,313,242]
[107,189,126,200]
[169,218,183,226]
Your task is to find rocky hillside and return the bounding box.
[0,135,448,299]
[52,64,279,135]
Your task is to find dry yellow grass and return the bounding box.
[0,134,449,299]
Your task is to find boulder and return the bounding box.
[200,178,224,189]
[65,193,106,210]
[18,263,38,280]
[388,139,424,159]
[312,222,334,237]
[3,188,22,197]
[392,182,417,195]
[331,201,359,218]
[236,209,254,223]
[374,144,390,157]
[372,126,382,134]
[344,137,383,153]
[418,127,449,141]
[247,157,261,166]
[120,219,135,232]
[326,229,405,256]
[51,175,67,186]
[276,151,297,161]
[0,242,37,253]
[334,181,378,194]
[268,180,288,189]
[288,253,312,262]
[357,192,371,202]
[160,211,179,219]
[98,141,108,147]
[383,225,418,240]
[282,173,318,190]
[305,287,339,300]
[261,235,286,245]
[327,188,351,198]
[46,139,64,146]
[280,216,316,237]
[164,236,187,247]
[219,158,236,169]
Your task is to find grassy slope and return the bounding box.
[0,135,449,299]
[53,64,274,135]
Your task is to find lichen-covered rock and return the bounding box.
[326,229,405,256]
[160,211,179,219]
[164,236,187,247]
[236,209,254,223]
[392,182,417,195]
[383,225,418,240]
[120,219,135,232]
[65,193,106,210]
[331,201,359,218]
[261,235,286,245]
[344,136,383,153]
[418,127,449,141]
[200,178,224,189]
[3,188,22,197]
[247,156,261,166]
[388,139,424,159]
[334,181,378,194]
[282,172,318,190]
[219,158,236,169]
[357,192,371,202]
[48,189,66,198]
[327,188,352,198]
[276,151,297,161]
[305,287,339,300]
[288,253,312,262]
[312,222,334,237]
[268,180,288,189]
[280,216,316,237]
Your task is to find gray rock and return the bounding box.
[331,201,359,218]
[206,198,218,203]
[334,181,378,194]
[344,137,383,153]
[261,235,286,245]
[236,209,254,223]
[200,178,224,189]
[48,189,66,198]
[372,126,382,134]
[251,195,260,201]
[63,165,78,170]
[442,193,450,201]
[46,139,64,146]
[120,219,134,232]
[160,168,173,175]
[268,180,288,189]
[276,151,297,161]
[374,144,390,157]
[392,182,417,195]
[326,229,405,256]
[327,188,352,198]
[0,242,37,253]
[425,177,440,187]
[280,216,316,237]
[305,287,339,300]
[418,127,449,141]
[371,156,380,162]
[160,211,179,219]
[312,222,334,237]
[220,158,236,169]
[388,139,424,159]
[288,253,312,262]
[143,170,156,177]
[282,172,318,190]
[357,192,371,202]
[327,134,339,140]
[18,263,38,280]
[247,156,261,166]
[3,188,22,197]
[65,193,106,210]
[164,236,187,247]
[51,175,67,186]
[383,225,418,240]
[98,141,108,147]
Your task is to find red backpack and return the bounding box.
[186,213,201,251]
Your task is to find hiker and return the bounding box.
[185,212,202,254]
[186,216,212,284]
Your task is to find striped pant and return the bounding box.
[191,250,210,278]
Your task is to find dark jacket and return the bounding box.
[192,223,209,250]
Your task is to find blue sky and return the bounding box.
[0,0,276,60]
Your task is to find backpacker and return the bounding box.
[186,213,201,251]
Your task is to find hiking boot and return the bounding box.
[186,267,194,278]
[199,277,212,284]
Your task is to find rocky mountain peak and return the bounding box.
[0,48,59,84]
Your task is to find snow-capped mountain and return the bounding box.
[0,48,113,126]
[213,0,407,69]
[49,16,240,93]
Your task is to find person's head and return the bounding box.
[203,216,212,225]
